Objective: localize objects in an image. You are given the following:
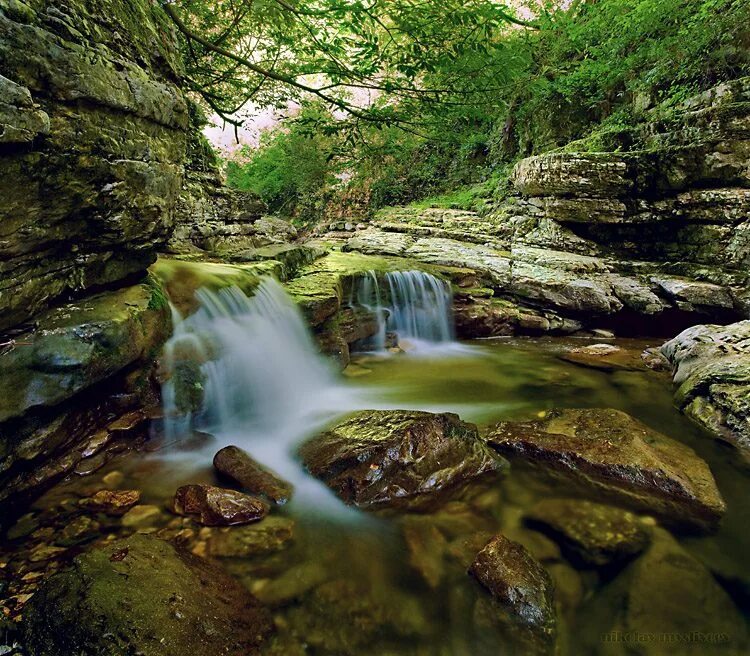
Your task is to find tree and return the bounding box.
[161,0,537,131]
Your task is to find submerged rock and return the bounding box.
[173,485,269,526]
[469,534,557,653]
[578,528,747,655]
[560,343,649,371]
[488,408,725,532]
[23,534,273,656]
[207,516,295,557]
[525,498,651,566]
[299,410,506,510]
[78,489,141,516]
[213,445,293,505]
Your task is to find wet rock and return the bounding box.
[207,516,295,558]
[78,489,141,516]
[560,343,648,371]
[641,347,670,371]
[525,498,651,566]
[213,446,293,505]
[23,534,273,656]
[469,534,556,652]
[299,410,506,510]
[173,485,269,526]
[578,529,747,655]
[55,516,100,547]
[661,320,750,456]
[488,408,725,532]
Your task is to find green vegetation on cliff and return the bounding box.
[210,0,750,219]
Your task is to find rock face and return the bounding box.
[469,534,556,653]
[0,279,171,506]
[661,321,750,457]
[173,485,270,526]
[23,534,273,656]
[487,408,725,532]
[0,0,189,330]
[524,498,651,566]
[342,78,750,337]
[214,445,293,505]
[300,410,506,509]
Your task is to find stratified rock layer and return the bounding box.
[661,320,750,457]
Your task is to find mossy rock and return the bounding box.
[23,534,273,656]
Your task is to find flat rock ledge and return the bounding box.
[487,408,725,532]
[300,410,507,510]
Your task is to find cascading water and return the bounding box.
[351,270,455,350]
[160,277,363,514]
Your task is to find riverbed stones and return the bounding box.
[22,534,273,656]
[661,320,750,456]
[469,534,556,653]
[213,445,293,505]
[299,410,506,510]
[524,498,651,566]
[207,516,295,557]
[173,485,269,526]
[560,343,649,371]
[487,408,725,532]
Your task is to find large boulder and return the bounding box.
[661,321,750,456]
[487,408,725,532]
[22,534,273,656]
[214,445,293,505]
[299,410,506,510]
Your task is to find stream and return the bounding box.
[1,278,748,655]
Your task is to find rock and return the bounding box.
[525,498,651,566]
[560,343,648,371]
[578,529,747,655]
[173,485,269,526]
[661,321,750,456]
[23,534,273,656]
[400,516,449,588]
[121,504,164,529]
[487,408,725,532]
[512,153,633,198]
[651,276,735,313]
[207,517,295,557]
[253,561,330,607]
[641,347,669,371]
[299,410,506,510]
[213,446,293,505]
[0,279,171,504]
[469,534,556,652]
[0,1,189,331]
[79,489,141,516]
[285,579,429,652]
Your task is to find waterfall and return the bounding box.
[161,277,344,442]
[352,270,455,350]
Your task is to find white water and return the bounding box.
[351,270,455,352]
[159,274,468,517]
[160,278,365,516]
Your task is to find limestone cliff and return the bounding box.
[0,0,191,331]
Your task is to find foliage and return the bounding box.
[213,0,750,217]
